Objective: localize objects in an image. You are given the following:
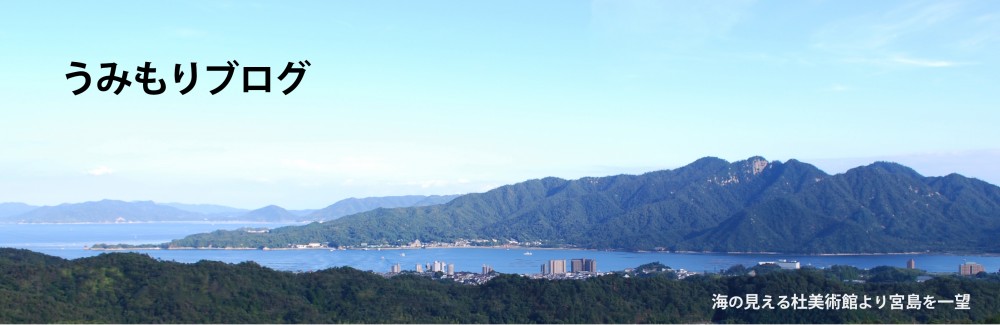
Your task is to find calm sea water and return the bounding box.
[1,223,998,275]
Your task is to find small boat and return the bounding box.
[400,252,406,257]
[523,251,533,256]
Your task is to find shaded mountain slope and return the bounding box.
[170,157,1000,253]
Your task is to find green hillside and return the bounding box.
[168,157,1000,253]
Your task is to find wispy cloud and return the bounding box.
[590,0,756,49]
[890,56,961,68]
[811,1,987,69]
[827,84,851,92]
[841,55,970,69]
[812,1,963,52]
[87,166,114,176]
[959,13,1000,49]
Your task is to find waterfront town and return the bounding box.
[271,237,549,250]
[249,233,1000,286]
[379,257,704,285]
[377,256,996,286]
[269,237,1000,285]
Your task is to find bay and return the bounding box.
[1,223,997,275]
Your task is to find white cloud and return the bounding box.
[590,0,755,48]
[840,55,968,68]
[890,56,961,68]
[812,1,963,52]
[87,166,114,176]
[811,1,992,70]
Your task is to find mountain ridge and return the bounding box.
[167,156,1000,254]
[1,195,463,224]
[0,202,38,220]
[13,200,204,223]
[304,194,461,221]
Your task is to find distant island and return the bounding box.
[0,195,459,224]
[144,156,1000,254]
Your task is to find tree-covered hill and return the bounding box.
[168,157,1000,253]
[1,248,998,323]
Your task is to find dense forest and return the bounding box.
[166,156,1000,254]
[1,248,998,323]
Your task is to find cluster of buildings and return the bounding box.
[279,237,554,251]
[764,258,994,277]
[386,262,498,285]
[412,260,456,275]
[527,258,606,280]
[452,266,499,285]
[909,259,991,276]
[387,261,499,276]
[757,259,800,270]
[959,261,986,276]
[388,260,457,275]
[541,258,597,275]
[621,266,699,279]
[357,238,546,250]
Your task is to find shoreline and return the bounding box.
[83,245,1000,256]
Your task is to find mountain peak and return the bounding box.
[170,156,1000,254]
[861,161,924,179]
[305,195,460,221]
[239,205,297,222]
[255,205,288,211]
[735,156,771,175]
[685,156,730,171]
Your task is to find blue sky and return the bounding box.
[1,1,998,209]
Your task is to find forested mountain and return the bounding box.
[304,195,461,221]
[170,157,1000,253]
[0,248,997,323]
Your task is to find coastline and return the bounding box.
[84,245,1000,256]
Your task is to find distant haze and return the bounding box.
[0,195,459,224]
